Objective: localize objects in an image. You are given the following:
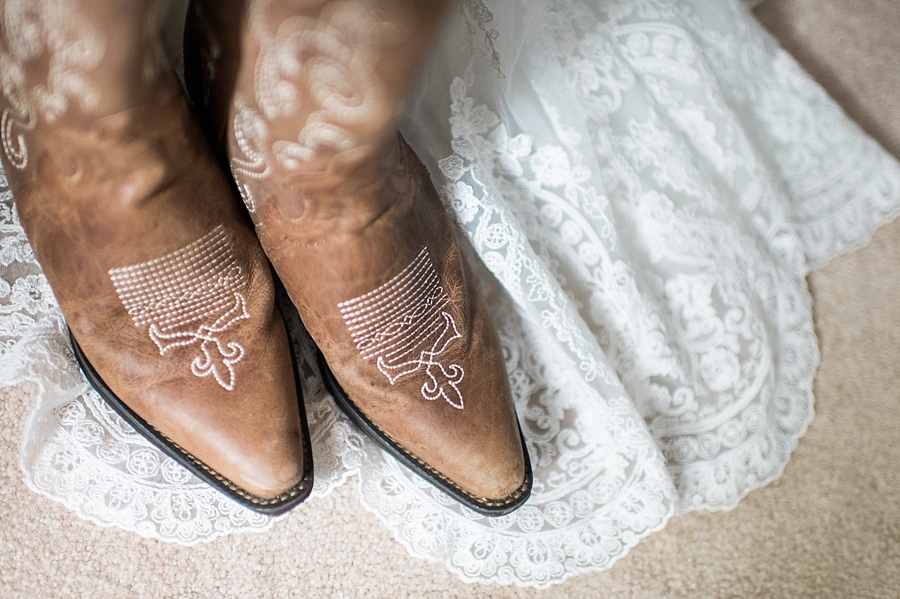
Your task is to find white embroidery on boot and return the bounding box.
[0,0,105,169]
[339,247,465,409]
[109,225,250,391]
[230,95,271,180]
[1,102,34,170]
[230,94,273,216]
[239,0,397,170]
[235,180,258,215]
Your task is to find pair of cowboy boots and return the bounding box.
[0,0,530,515]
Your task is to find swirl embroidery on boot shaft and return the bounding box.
[109,225,250,391]
[228,0,400,184]
[1,102,34,170]
[229,94,273,215]
[0,0,106,169]
[339,247,465,409]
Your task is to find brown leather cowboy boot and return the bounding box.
[0,0,312,513]
[186,0,531,513]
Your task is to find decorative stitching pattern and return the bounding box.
[242,0,394,171]
[1,103,34,170]
[109,225,250,391]
[0,0,105,170]
[339,247,465,409]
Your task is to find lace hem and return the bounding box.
[356,450,676,587]
[795,144,900,271]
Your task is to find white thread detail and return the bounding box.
[235,177,258,215]
[247,0,393,169]
[109,225,250,391]
[339,247,465,409]
[231,93,272,184]
[0,0,104,170]
[230,94,270,216]
[1,104,34,170]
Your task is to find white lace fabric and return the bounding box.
[2,0,900,588]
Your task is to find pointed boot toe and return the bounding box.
[13,85,313,515]
[247,138,532,514]
[315,222,532,515]
[70,274,314,512]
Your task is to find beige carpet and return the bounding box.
[3,1,900,597]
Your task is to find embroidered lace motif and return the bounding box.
[109,225,249,391]
[339,247,465,409]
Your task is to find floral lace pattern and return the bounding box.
[2,0,900,588]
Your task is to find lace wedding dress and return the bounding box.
[2,0,899,588]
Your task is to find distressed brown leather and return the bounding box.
[255,138,527,500]
[185,0,527,502]
[6,82,309,501]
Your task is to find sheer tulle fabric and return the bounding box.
[1,0,899,588]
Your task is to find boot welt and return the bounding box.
[68,294,315,516]
[317,352,533,516]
